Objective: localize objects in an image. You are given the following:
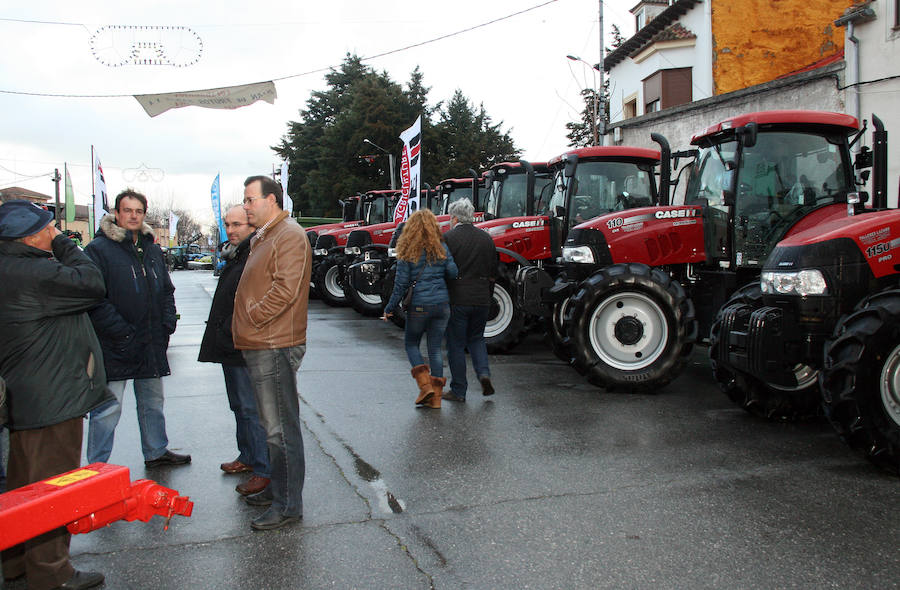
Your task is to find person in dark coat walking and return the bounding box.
[199,205,270,496]
[443,198,498,401]
[0,200,110,590]
[84,190,190,468]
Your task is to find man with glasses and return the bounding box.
[199,205,270,497]
[85,190,190,468]
[233,175,311,531]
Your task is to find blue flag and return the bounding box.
[211,174,226,243]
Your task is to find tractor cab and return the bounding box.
[438,175,487,215]
[481,161,552,222]
[361,189,401,226]
[684,111,860,271]
[546,146,660,257]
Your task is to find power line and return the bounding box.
[0,1,559,99]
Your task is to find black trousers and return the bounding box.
[2,417,82,590]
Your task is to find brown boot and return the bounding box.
[424,376,445,409]
[412,365,434,405]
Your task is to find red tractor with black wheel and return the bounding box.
[712,114,898,473]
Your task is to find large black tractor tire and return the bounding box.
[313,256,348,307]
[345,258,385,317]
[709,283,820,421]
[548,297,575,364]
[347,283,385,317]
[820,290,900,475]
[381,267,406,329]
[566,263,696,392]
[485,265,526,354]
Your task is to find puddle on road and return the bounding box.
[343,443,405,514]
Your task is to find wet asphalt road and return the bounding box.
[16,270,898,589]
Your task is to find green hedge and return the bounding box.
[297,216,341,228]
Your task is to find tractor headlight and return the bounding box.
[562,246,595,264]
[387,247,397,258]
[314,248,328,256]
[760,269,828,296]
[344,246,361,256]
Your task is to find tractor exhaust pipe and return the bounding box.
[651,133,671,206]
[468,168,480,210]
[872,114,887,209]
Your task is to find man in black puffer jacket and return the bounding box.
[0,200,110,590]
[199,206,269,497]
[84,189,190,468]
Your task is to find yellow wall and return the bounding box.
[712,0,852,95]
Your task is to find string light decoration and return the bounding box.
[90,25,203,67]
[122,163,165,183]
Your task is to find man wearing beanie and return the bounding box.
[0,200,110,590]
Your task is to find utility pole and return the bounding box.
[597,0,606,144]
[52,168,62,229]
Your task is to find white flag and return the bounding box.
[395,115,422,223]
[93,148,109,231]
[169,212,179,246]
[280,161,294,216]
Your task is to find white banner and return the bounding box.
[134,81,277,118]
[169,212,179,245]
[93,147,108,231]
[280,161,293,216]
[395,115,422,223]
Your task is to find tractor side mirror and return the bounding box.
[739,122,758,148]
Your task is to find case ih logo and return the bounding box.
[512,220,545,229]
[655,209,700,220]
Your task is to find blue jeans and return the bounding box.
[404,303,451,377]
[87,378,169,463]
[242,345,306,518]
[223,364,270,478]
[446,305,491,398]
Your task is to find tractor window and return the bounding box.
[342,198,359,222]
[365,197,387,224]
[734,131,850,266]
[497,173,528,218]
[429,193,446,214]
[568,161,654,226]
[547,170,568,219]
[684,141,738,208]
[484,178,503,218]
[533,173,554,215]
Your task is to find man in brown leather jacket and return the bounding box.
[232,175,311,531]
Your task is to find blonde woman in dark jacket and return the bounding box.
[383,209,458,408]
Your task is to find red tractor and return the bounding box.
[710,114,897,473]
[312,189,400,306]
[482,148,663,352]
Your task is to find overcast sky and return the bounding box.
[1,0,636,224]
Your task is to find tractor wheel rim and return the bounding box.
[588,291,667,371]
[358,291,382,305]
[324,266,344,299]
[485,284,514,339]
[767,364,818,392]
[880,343,900,428]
